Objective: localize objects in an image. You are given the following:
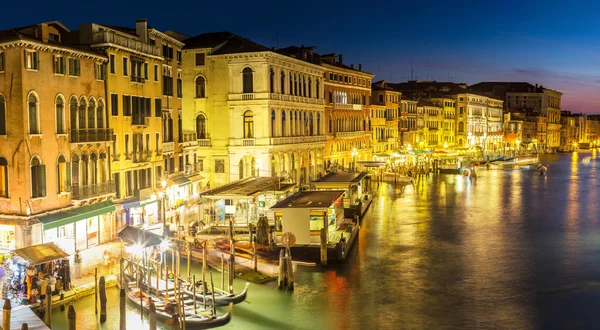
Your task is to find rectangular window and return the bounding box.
[68,58,80,76]
[131,60,144,83]
[144,62,149,80]
[111,93,118,116]
[0,52,4,72]
[53,55,66,74]
[109,54,115,74]
[154,65,158,82]
[31,164,46,198]
[195,53,205,66]
[122,57,128,76]
[125,171,132,196]
[94,63,106,80]
[154,98,161,117]
[24,50,39,70]
[155,133,160,153]
[177,50,182,63]
[177,78,182,98]
[123,95,131,116]
[112,134,118,158]
[48,33,60,42]
[124,134,130,159]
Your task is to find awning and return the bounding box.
[169,176,191,186]
[12,242,69,265]
[187,174,205,182]
[38,201,116,230]
[118,226,164,248]
[117,197,140,210]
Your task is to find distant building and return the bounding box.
[371,81,399,154]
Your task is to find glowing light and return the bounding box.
[443,142,448,149]
[158,191,164,199]
[126,244,143,256]
[160,240,170,250]
[161,180,167,188]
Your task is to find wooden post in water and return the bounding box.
[221,255,225,291]
[253,236,258,272]
[192,274,197,312]
[202,241,207,310]
[119,288,126,330]
[21,323,28,330]
[320,228,327,266]
[286,247,294,291]
[170,314,180,330]
[95,267,98,314]
[156,262,159,295]
[120,257,124,289]
[44,285,52,326]
[210,271,216,316]
[228,219,235,293]
[176,250,181,283]
[2,298,11,330]
[165,265,169,299]
[171,247,175,277]
[277,249,285,289]
[99,276,107,323]
[149,301,157,330]
[248,223,253,243]
[67,305,76,330]
[60,293,65,311]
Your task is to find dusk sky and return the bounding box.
[4,0,599,113]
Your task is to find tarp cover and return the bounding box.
[118,226,163,248]
[12,242,69,265]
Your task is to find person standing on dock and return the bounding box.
[73,250,82,279]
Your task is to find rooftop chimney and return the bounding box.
[359,64,362,71]
[338,54,343,64]
[136,19,148,43]
[350,64,354,69]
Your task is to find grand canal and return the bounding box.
[52,152,600,329]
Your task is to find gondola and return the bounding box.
[182,281,250,306]
[125,282,232,329]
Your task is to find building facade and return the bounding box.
[371,81,399,155]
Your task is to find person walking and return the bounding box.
[73,250,82,279]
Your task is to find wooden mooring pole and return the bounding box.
[320,228,327,266]
[210,271,216,316]
[187,241,191,280]
[221,255,225,291]
[192,274,197,312]
[21,323,28,330]
[44,285,52,326]
[202,241,207,310]
[149,301,157,330]
[286,247,294,291]
[2,299,11,330]
[68,305,76,330]
[120,288,126,330]
[253,236,258,272]
[170,314,180,330]
[99,276,107,323]
[277,249,285,289]
[95,267,98,314]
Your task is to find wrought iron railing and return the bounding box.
[69,128,114,143]
[71,181,115,200]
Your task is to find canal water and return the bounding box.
[52,152,600,329]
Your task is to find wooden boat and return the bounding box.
[182,282,249,306]
[125,283,232,329]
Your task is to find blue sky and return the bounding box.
[4,0,600,112]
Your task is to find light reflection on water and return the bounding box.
[53,154,600,329]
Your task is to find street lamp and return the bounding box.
[351,148,358,171]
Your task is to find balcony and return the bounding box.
[371,118,386,126]
[269,135,326,145]
[180,132,198,149]
[131,76,145,84]
[333,103,362,111]
[335,131,368,139]
[92,30,160,57]
[197,139,211,147]
[71,181,116,200]
[132,115,149,127]
[162,142,175,154]
[132,152,150,163]
[70,128,114,143]
[228,92,325,105]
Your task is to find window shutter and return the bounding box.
[34,52,39,70]
[56,164,60,192]
[23,50,27,68]
[52,55,56,73]
[38,165,46,197]
[76,60,80,76]
[61,57,66,73]
[66,162,72,192]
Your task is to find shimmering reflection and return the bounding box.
[56,154,600,330]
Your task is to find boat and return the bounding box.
[494,156,539,169]
[182,282,250,306]
[382,172,415,183]
[125,280,232,329]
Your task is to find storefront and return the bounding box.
[38,201,116,255]
[0,224,15,250]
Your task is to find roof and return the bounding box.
[164,30,191,42]
[270,190,346,209]
[390,81,503,101]
[200,177,295,198]
[12,242,69,265]
[102,24,138,37]
[276,46,374,75]
[118,226,164,248]
[418,99,439,107]
[182,31,271,55]
[313,172,369,184]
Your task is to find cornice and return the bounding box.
[149,29,185,48]
[0,40,108,62]
[91,43,164,61]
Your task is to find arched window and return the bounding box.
[78,97,86,129]
[316,80,320,99]
[28,93,39,134]
[196,114,207,139]
[242,68,253,93]
[195,76,206,98]
[88,98,96,129]
[243,111,254,138]
[90,153,98,185]
[99,153,107,183]
[289,74,293,95]
[458,121,465,132]
[238,160,244,180]
[329,117,332,133]
[56,96,65,134]
[317,113,321,135]
[281,111,286,137]
[293,74,298,95]
[30,156,45,198]
[308,78,312,98]
[0,157,7,197]
[81,154,89,186]
[0,94,6,135]
[309,113,313,136]
[57,154,69,193]
[271,109,276,137]
[97,100,104,128]
[269,69,275,93]
[302,76,306,97]
[71,154,80,188]
[280,71,286,94]
[70,96,78,130]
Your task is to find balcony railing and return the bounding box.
[70,128,114,143]
[92,30,160,56]
[71,181,115,200]
[131,76,145,84]
[197,139,211,147]
[335,131,368,139]
[132,114,148,126]
[132,152,150,163]
[270,135,327,145]
[162,142,175,154]
[229,92,325,105]
[333,103,362,111]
